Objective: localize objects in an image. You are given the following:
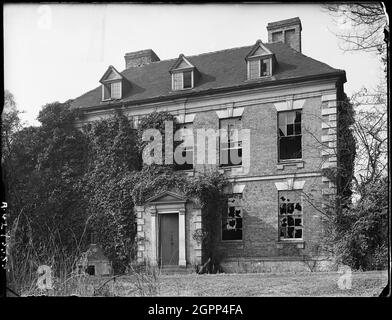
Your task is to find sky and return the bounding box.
[4,3,386,126]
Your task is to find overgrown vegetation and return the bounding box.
[320,4,388,271]
[3,104,227,294]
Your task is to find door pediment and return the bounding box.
[145,191,187,204]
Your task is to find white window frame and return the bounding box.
[172,70,194,91]
[247,57,272,80]
[278,110,302,162]
[102,80,122,101]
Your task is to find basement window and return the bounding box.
[278,191,303,240]
[222,194,243,241]
[278,110,302,161]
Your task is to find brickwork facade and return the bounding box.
[73,17,345,272]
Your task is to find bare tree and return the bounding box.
[324,3,388,55]
[349,85,388,195]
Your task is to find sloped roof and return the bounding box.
[71,42,345,110]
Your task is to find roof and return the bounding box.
[71,41,345,110]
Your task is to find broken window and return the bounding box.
[278,110,302,160]
[174,123,193,170]
[278,191,303,240]
[222,194,243,241]
[220,118,242,167]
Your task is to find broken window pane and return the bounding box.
[222,195,243,241]
[278,110,302,160]
[278,191,303,240]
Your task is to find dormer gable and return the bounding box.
[245,40,276,80]
[169,54,196,91]
[99,65,125,101]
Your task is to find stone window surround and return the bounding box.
[274,98,306,170]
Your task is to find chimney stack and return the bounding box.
[124,49,160,69]
[267,17,302,52]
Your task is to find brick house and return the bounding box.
[71,17,346,272]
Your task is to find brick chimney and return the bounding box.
[267,17,302,52]
[124,49,160,69]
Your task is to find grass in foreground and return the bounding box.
[85,270,388,297]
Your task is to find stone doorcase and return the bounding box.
[136,191,202,267]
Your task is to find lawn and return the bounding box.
[107,270,388,297]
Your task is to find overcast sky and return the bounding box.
[4,3,385,126]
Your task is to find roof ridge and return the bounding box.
[185,43,254,59]
[123,43,255,71]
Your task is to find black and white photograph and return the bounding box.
[1,2,390,303]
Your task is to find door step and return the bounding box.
[159,265,194,275]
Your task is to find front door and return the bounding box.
[159,213,179,266]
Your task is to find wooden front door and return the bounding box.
[159,213,179,266]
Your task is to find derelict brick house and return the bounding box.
[71,17,346,272]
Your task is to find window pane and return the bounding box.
[220,118,242,166]
[278,113,286,136]
[295,111,301,123]
[111,82,121,99]
[279,136,302,160]
[287,123,294,136]
[294,229,302,238]
[294,218,302,226]
[287,111,296,124]
[173,73,182,90]
[183,71,192,88]
[249,60,259,79]
[103,84,111,100]
[261,59,270,76]
[295,123,301,135]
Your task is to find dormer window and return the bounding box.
[102,81,122,100]
[173,70,193,91]
[99,65,125,101]
[248,58,271,79]
[170,54,196,91]
[245,40,275,81]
